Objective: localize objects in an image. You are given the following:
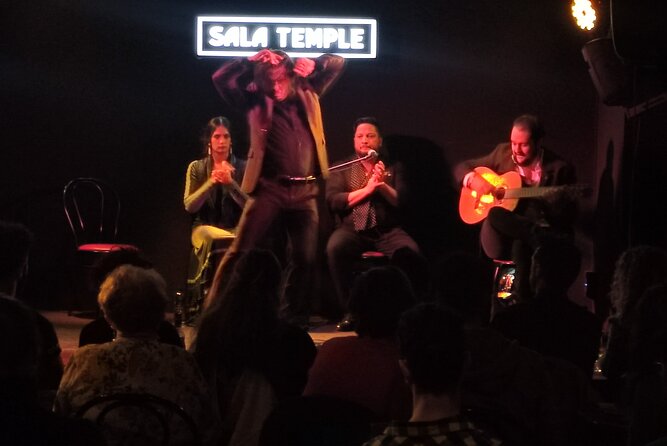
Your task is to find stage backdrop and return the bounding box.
[2,0,598,310]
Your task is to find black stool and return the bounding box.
[355,250,389,272]
[491,259,517,318]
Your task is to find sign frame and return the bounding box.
[196,16,378,58]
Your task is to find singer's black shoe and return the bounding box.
[336,313,357,332]
[284,314,311,331]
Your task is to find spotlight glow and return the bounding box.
[572,0,597,31]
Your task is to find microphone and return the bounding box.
[367,149,378,161]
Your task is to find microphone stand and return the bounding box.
[276,151,379,183]
[328,150,378,173]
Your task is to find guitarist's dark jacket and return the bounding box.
[454,142,577,229]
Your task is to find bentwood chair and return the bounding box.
[75,393,202,446]
[63,178,137,314]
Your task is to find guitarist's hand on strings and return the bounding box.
[466,171,495,196]
[211,161,235,185]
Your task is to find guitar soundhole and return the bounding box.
[494,186,506,201]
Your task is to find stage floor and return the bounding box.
[42,311,352,365]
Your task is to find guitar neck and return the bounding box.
[503,186,561,199]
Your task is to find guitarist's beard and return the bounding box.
[512,149,541,167]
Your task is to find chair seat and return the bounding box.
[361,251,386,260]
[353,252,389,278]
[78,243,138,253]
[210,236,235,255]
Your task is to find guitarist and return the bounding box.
[183,116,246,338]
[454,114,577,301]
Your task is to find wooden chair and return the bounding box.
[75,393,202,446]
[63,178,137,314]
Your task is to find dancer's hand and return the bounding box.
[249,49,283,65]
[293,58,315,77]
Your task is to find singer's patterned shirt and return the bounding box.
[326,154,402,231]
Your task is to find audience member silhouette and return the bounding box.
[0,220,63,407]
[492,240,602,376]
[390,246,433,301]
[54,265,218,446]
[434,250,562,445]
[0,297,106,445]
[78,248,182,348]
[304,265,415,421]
[259,394,377,446]
[625,284,667,446]
[601,245,667,398]
[193,249,316,446]
[363,303,503,446]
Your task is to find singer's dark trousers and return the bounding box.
[326,225,419,312]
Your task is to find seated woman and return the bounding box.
[192,249,316,446]
[303,265,415,421]
[54,265,219,446]
[183,116,246,338]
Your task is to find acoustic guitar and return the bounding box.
[459,166,589,224]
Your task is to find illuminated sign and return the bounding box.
[197,16,377,58]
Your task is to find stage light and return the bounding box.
[572,0,597,31]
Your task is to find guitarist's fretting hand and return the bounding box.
[467,171,495,196]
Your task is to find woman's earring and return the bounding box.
[207,143,211,156]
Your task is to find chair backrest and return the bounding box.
[63,178,121,248]
[75,393,202,446]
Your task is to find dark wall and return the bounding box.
[2,0,598,308]
[587,2,667,315]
